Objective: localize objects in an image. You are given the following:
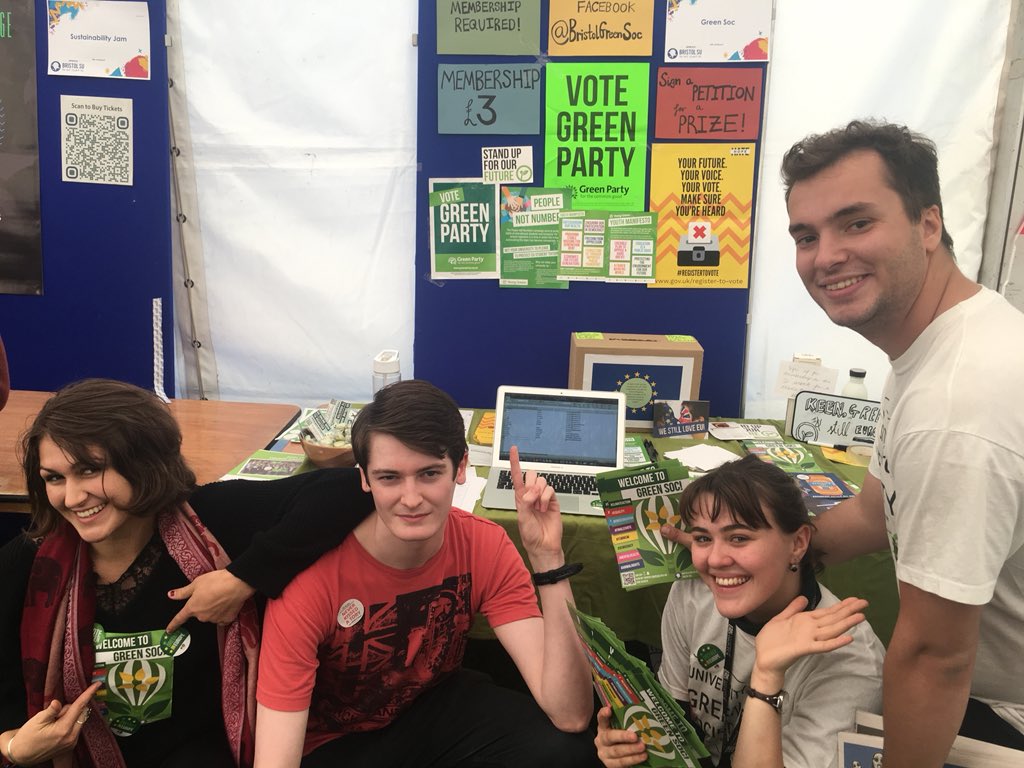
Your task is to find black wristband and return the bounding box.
[532,562,583,586]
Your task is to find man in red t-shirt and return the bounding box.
[254,380,597,768]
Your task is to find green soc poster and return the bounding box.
[544,62,649,211]
[428,178,499,279]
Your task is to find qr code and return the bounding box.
[621,572,636,587]
[63,112,131,184]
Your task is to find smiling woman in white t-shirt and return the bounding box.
[596,455,885,768]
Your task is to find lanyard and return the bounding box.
[716,620,739,768]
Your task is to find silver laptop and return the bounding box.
[481,386,626,516]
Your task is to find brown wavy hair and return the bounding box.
[21,379,196,538]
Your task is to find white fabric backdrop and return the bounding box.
[175,3,419,405]
[745,0,1011,416]
[173,2,1011,412]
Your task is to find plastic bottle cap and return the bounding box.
[373,349,401,374]
[849,368,867,378]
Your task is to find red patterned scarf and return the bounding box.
[21,503,260,768]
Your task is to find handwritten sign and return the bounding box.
[773,361,838,399]
[548,0,653,57]
[438,64,543,135]
[790,391,882,447]
[437,0,541,55]
[655,66,763,140]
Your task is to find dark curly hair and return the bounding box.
[781,118,953,253]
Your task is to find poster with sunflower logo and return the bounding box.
[91,624,190,736]
[596,459,697,591]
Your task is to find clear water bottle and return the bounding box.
[841,368,868,399]
[372,350,402,394]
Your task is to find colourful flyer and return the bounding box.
[499,186,571,289]
[436,0,541,55]
[742,440,823,473]
[655,66,763,140]
[548,0,654,57]
[428,179,499,279]
[47,0,151,79]
[650,143,754,288]
[437,64,543,134]
[653,400,710,438]
[557,210,656,283]
[664,0,771,64]
[545,62,649,210]
[596,460,696,591]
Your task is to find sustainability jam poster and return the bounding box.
[0,0,43,295]
[649,142,755,288]
[664,0,770,64]
[47,0,151,79]
[545,62,649,211]
[429,178,500,280]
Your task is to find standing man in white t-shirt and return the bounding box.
[778,120,1024,765]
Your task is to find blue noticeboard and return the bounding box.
[0,0,173,393]
[414,1,761,415]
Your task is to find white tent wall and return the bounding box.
[173,3,419,405]
[170,3,1011,412]
[745,0,1011,417]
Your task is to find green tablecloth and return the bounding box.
[473,422,899,649]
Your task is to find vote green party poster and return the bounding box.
[544,62,649,211]
[428,178,499,279]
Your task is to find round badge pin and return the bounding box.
[337,599,364,628]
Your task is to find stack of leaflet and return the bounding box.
[570,607,709,768]
[741,440,858,515]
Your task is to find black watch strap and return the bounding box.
[745,685,786,713]
[532,562,583,586]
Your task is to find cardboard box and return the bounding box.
[569,332,704,430]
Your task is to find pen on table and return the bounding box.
[643,439,660,462]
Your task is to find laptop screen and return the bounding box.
[496,390,621,468]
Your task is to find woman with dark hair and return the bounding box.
[0,379,373,768]
[596,455,885,768]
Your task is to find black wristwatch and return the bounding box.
[745,685,786,713]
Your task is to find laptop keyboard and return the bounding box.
[496,470,598,496]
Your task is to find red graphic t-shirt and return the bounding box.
[257,509,539,754]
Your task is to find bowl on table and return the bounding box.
[299,436,356,469]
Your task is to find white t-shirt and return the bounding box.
[658,578,884,768]
[870,287,1024,730]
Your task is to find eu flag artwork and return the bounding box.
[0,0,43,295]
